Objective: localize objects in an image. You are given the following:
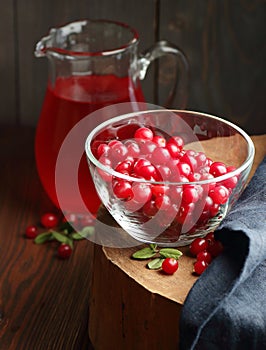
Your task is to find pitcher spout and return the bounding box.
[34,28,57,57]
[34,20,89,58]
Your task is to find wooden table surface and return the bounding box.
[0,126,265,350]
[0,126,94,350]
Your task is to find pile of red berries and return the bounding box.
[94,126,238,237]
[189,232,224,275]
[25,212,60,239]
[24,212,94,259]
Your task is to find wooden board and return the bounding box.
[0,2,16,124]
[88,134,266,350]
[0,126,94,349]
[0,1,265,134]
[159,0,266,134]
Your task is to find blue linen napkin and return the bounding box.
[179,156,266,350]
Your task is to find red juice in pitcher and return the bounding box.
[35,74,145,215]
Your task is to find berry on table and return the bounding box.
[193,259,208,275]
[25,225,38,239]
[57,243,72,259]
[196,250,212,264]
[189,237,208,256]
[162,258,179,275]
[207,238,224,257]
[40,212,59,228]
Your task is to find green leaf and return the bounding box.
[52,232,74,248]
[159,248,183,260]
[51,231,69,244]
[71,232,85,240]
[78,226,95,238]
[67,239,74,249]
[147,258,164,270]
[149,243,158,252]
[132,247,157,260]
[34,232,53,244]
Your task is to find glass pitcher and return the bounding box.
[34,19,188,219]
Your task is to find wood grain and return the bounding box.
[0,1,265,133]
[159,0,266,134]
[0,3,16,124]
[0,127,94,349]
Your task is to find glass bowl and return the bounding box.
[85,110,255,247]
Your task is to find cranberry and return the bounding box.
[137,164,158,180]
[180,151,197,172]
[162,258,179,275]
[108,139,122,148]
[41,213,59,228]
[195,152,207,167]
[113,180,133,200]
[57,243,72,259]
[152,135,166,147]
[134,127,154,141]
[151,184,169,197]
[196,250,212,264]
[204,232,224,257]
[201,173,216,191]
[177,162,191,177]
[203,196,214,211]
[226,165,237,174]
[155,194,172,211]
[209,202,220,217]
[209,185,229,204]
[207,238,224,257]
[124,140,141,158]
[167,136,184,151]
[182,186,199,204]
[205,231,215,242]
[176,202,195,224]
[131,183,152,204]
[139,140,157,155]
[166,142,180,158]
[134,158,151,175]
[151,147,171,165]
[25,225,38,239]
[142,200,158,217]
[188,172,201,182]
[221,175,238,189]
[209,162,227,177]
[156,165,171,181]
[189,237,208,256]
[115,160,134,174]
[197,210,211,225]
[109,143,128,163]
[167,159,180,176]
[97,143,110,158]
[193,259,208,275]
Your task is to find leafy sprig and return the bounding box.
[34,224,95,249]
[132,244,183,270]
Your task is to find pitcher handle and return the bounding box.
[137,40,189,109]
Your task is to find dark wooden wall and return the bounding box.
[0,0,265,134]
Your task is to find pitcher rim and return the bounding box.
[37,19,140,58]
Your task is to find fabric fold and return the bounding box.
[180,156,266,350]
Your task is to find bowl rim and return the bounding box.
[85,109,255,185]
